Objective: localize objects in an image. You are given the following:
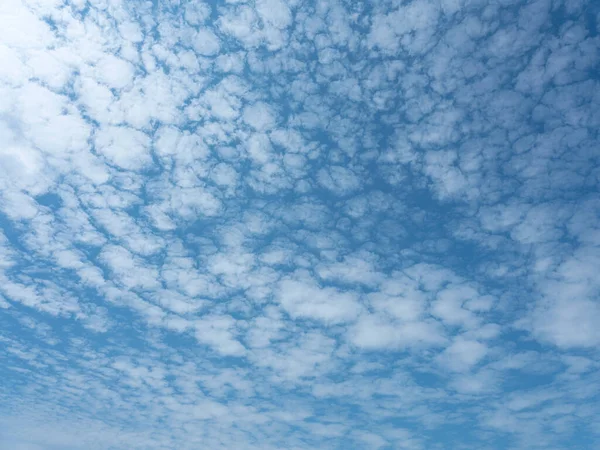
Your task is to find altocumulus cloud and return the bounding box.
[1,0,599,449]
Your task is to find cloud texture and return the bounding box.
[0,0,599,449]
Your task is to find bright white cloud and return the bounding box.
[94,126,152,171]
[277,276,362,324]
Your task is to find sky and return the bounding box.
[0,0,599,449]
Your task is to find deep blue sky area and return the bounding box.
[0,0,599,449]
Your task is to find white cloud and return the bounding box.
[94,126,152,171]
[256,0,292,29]
[277,276,362,324]
[431,284,480,328]
[0,126,44,191]
[530,294,600,349]
[194,315,246,356]
[0,44,27,85]
[243,102,277,131]
[317,165,361,194]
[367,290,425,322]
[17,83,91,155]
[0,0,55,49]
[93,54,135,89]
[437,337,488,372]
[193,29,221,56]
[350,314,446,350]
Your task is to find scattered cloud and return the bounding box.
[1,0,599,449]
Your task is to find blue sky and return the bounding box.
[0,0,599,449]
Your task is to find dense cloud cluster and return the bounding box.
[0,0,599,449]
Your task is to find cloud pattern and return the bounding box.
[0,0,599,449]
